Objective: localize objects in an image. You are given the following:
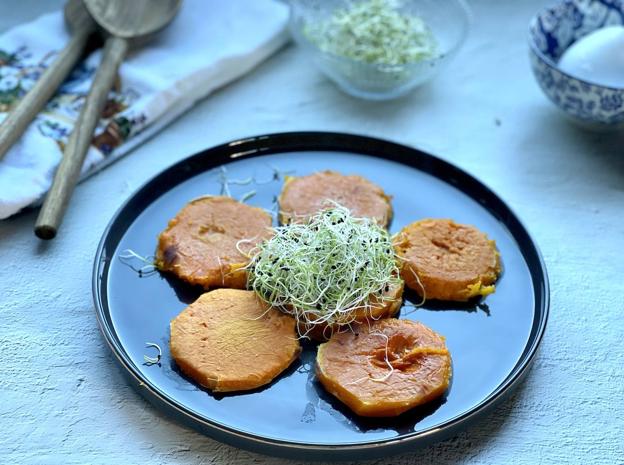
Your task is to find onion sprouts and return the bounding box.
[247,205,402,335]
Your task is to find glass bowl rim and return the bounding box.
[288,0,473,70]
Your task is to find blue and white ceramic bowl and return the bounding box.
[529,0,624,129]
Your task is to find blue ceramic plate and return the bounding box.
[93,132,549,460]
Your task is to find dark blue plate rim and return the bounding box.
[92,131,549,460]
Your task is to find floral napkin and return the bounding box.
[0,0,289,219]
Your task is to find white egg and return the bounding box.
[558,25,624,88]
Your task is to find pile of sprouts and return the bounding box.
[304,0,438,66]
[247,205,402,336]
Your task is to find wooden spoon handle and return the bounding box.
[35,36,129,240]
[0,22,94,161]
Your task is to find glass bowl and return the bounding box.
[288,0,472,100]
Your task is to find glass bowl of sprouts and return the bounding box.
[289,0,471,100]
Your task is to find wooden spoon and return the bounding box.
[35,0,181,240]
[0,0,96,161]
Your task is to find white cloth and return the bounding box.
[0,0,289,219]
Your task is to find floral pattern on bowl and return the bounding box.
[528,0,624,127]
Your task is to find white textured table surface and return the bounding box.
[1,1,623,464]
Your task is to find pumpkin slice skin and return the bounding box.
[170,289,301,392]
[300,279,405,341]
[278,171,393,227]
[156,196,273,290]
[395,219,501,301]
[316,319,451,417]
